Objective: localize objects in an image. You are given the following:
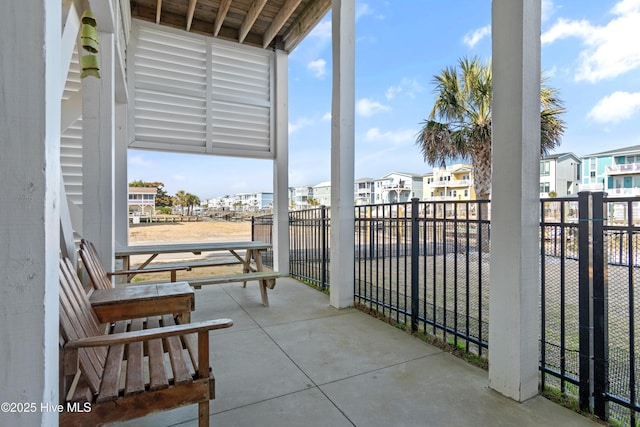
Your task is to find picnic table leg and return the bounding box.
[241,250,253,288]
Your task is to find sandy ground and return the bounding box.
[129,219,251,244]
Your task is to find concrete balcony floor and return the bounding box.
[115,277,597,427]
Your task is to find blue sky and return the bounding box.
[128,0,640,200]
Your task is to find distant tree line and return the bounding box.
[129,180,201,215]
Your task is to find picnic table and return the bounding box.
[115,241,280,306]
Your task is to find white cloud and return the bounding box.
[322,112,332,121]
[587,91,640,124]
[541,1,640,82]
[307,59,327,79]
[364,128,415,145]
[356,98,390,117]
[128,155,154,167]
[356,3,372,20]
[385,77,424,100]
[541,0,556,23]
[289,117,314,134]
[463,25,491,48]
[309,19,332,42]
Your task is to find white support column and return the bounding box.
[273,49,290,275]
[83,31,116,270]
[489,0,541,401]
[0,1,61,425]
[114,102,129,250]
[329,0,355,308]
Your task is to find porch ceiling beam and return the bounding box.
[156,0,162,24]
[61,0,81,99]
[263,0,302,48]
[239,0,268,44]
[213,0,231,37]
[283,0,331,52]
[186,0,198,31]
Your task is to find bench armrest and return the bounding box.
[64,318,233,349]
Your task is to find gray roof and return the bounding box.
[584,144,640,157]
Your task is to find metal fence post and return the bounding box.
[411,198,419,332]
[321,205,327,288]
[251,216,255,241]
[577,191,592,412]
[592,192,609,420]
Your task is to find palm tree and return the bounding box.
[416,56,566,201]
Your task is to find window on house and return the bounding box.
[590,171,596,178]
[540,161,550,176]
[540,183,550,193]
[464,189,468,197]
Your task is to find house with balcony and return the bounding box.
[289,185,314,209]
[354,177,375,205]
[374,172,423,203]
[580,145,640,196]
[423,164,475,201]
[235,192,273,211]
[128,186,156,216]
[539,152,581,197]
[2,1,600,426]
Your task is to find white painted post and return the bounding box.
[489,0,541,401]
[329,0,356,308]
[0,1,61,425]
[273,49,290,275]
[83,31,116,270]
[114,103,129,250]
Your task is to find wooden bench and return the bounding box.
[188,271,281,307]
[59,257,233,427]
[80,239,196,322]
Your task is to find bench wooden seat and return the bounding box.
[59,257,232,427]
[188,271,281,306]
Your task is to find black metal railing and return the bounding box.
[252,194,639,426]
[251,214,274,268]
[289,207,330,289]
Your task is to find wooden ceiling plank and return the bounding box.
[262,0,302,48]
[239,0,268,44]
[283,0,331,52]
[156,0,162,24]
[214,0,232,37]
[186,0,198,31]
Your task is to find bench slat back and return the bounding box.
[80,239,112,290]
[59,257,107,394]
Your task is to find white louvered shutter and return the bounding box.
[131,21,274,158]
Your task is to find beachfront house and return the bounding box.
[374,172,423,203]
[580,145,640,196]
[2,1,565,425]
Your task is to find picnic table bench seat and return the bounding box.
[59,257,233,427]
[188,271,281,306]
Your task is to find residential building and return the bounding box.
[539,153,581,197]
[423,164,475,201]
[312,181,332,206]
[354,177,375,205]
[128,187,156,216]
[236,192,273,211]
[289,185,314,209]
[580,145,640,196]
[374,172,424,203]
